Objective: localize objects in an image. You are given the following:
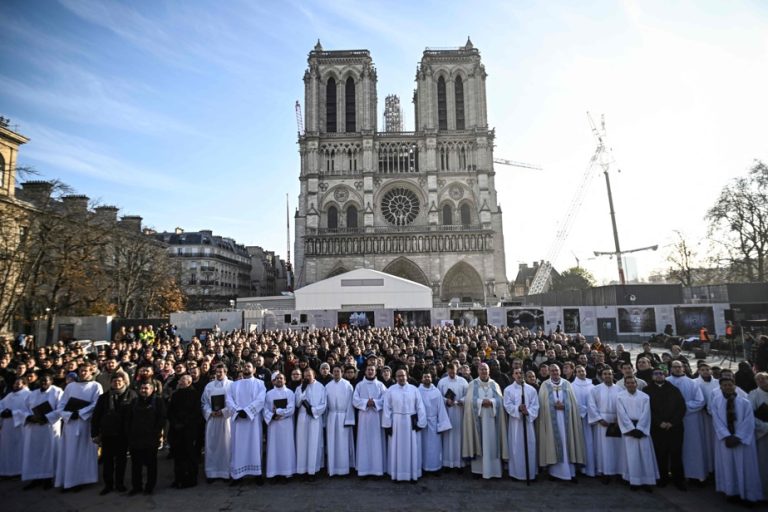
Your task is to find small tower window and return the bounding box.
[328,205,338,230]
[437,76,447,130]
[442,204,453,225]
[345,77,356,132]
[326,78,337,133]
[455,76,465,130]
[460,204,471,226]
[346,205,358,228]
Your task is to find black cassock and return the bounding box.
[168,387,204,487]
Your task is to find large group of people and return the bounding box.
[0,324,767,506]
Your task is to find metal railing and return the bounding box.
[309,224,485,235]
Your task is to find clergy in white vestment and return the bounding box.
[352,365,388,477]
[382,369,427,481]
[418,373,452,472]
[201,364,232,480]
[616,377,658,490]
[571,365,596,477]
[694,363,718,476]
[295,367,327,477]
[325,365,356,476]
[666,361,708,482]
[55,364,102,489]
[588,368,626,480]
[461,363,508,479]
[747,372,768,498]
[503,368,539,481]
[537,364,585,481]
[616,361,647,391]
[0,377,32,477]
[21,372,62,488]
[437,363,468,469]
[225,362,266,481]
[711,376,763,504]
[264,372,296,479]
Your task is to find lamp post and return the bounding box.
[45,307,53,346]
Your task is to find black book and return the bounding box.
[32,400,53,418]
[411,413,420,431]
[211,394,225,412]
[755,403,768,422]
[605,423,622,438]
[64,397,90,412]
[273,398,288,410]
[444,389,456,401]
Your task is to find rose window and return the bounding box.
[381,187,420,226]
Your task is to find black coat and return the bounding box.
[91,387,137,438]
[126,394,166,449]
[168,387,203,435]
[643,381,686,429]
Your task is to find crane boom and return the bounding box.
[295,100,304,137]
[493,158,542,171]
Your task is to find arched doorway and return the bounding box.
[326,266,348,279]
[441,261,484,302]
[382,257,430,288]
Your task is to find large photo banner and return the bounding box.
[450,309,487,327]
[506,308,545,331]
[618,307,657,333]
[674,306,715,336]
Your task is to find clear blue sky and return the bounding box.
[2,0,767,284]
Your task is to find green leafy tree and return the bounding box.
[552,266,595,291]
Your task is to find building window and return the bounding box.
[440,146,448,171]
[345,77,356,132]
[328,205,338,230]
[455,76,465,130]
[460,204,471,226]
[346,205,358,228]
[326,78,337,133]
[437,76,447,130]
[442,204,453,225]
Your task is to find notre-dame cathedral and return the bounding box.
[294,39,508,303]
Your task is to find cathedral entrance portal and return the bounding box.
[441,261,484,302]
[382,257,430,288]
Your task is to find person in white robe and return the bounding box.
[694,363,718,477]
[0,377,32,477]
[352,365,387,477]
[588,368,626,481]
[225,362,266,482]
[437,363,468,470]
[747,372,768,498]
[711,376,763,504]
[21,372,62,489]
[616,376,658,490]
[667,361,708,482]
[571,365,596,477]
[536,364,585,481]
[503,368,539,481]
[201,364,232,481]
[615,362,647,391]
[461,363,508,479]
[295,367,327,477]
[325,366,356,476]
[418,373,451,473]
[55,364,102,490]
[383,369,427,481]
[264,372,296,479]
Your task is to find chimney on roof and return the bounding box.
[199,229,213,236]
[94,205,119,224]
[61,194,90,214]
[119,215,143,232]
[174,227,184,234]
[20,181,53,207]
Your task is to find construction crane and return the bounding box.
[493,158,542,171]
[286,193,293,291]
[295,100,304,137]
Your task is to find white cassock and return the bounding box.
[325,378,355,476]
[695,376,719,474]
[225,376,266,479]
[55,380,102,488]
[201,377,232,479]
[295,381,327,475]
[711,393,764,502]
[667,375,708,480]
[0,388,32,476]
[747,387,768,497]
[436,374,468,468]
[571,377,596,477]
[503,382,539,480]
[352,377,387,476]
[616,390,658,486]
[588,383,626,476]
[264,386,296,478]
[382,383,426,481]
[418,384,451,471]
[22,386,62,481]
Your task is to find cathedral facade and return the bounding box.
[294,40,508,303]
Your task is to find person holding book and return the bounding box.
[201,363,231,483]
[0,376,31,478]
[382,368,426,482]
[55,363,102,491]
[436,363,468,471]
[21,371,62,489]
[264,372,296,481]
[588,367,626,484]
[295,367,327,480]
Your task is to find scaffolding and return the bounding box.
[384,94,403,132]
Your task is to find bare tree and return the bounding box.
[666,231,699,286]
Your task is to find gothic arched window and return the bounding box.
[326,78,337,133]
[346,205,358,228]
[460,204,471,226]
[455,76,465,130]
[328,205,338,230]
[437,76,447,130]
[442,204,453,225]
[345,77,356,132]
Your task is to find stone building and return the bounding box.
[294,39,508,303]
[247,246,289,297]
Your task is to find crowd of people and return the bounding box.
[0,323,767,506]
